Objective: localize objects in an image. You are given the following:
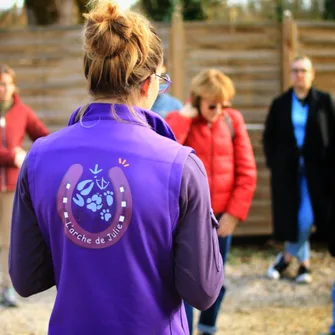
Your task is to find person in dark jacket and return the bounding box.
[263,56,335,284]
[0,64,49,307]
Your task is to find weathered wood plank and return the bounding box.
[6,21,335,237]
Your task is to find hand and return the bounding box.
[217,213,239,237]
[14,147,26,168]
[180,103,198,118]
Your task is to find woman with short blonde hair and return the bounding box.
[190,69,236,107]
[166,69,257,335]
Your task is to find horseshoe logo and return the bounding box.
[56,164,133,249]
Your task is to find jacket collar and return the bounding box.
[12,93,22,105]
[286,86,317,103]
[68,103,177,142]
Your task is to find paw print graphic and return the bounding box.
[104,190,114,207]
[86,193,103,212]
[100,209,112,222]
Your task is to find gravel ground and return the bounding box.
[0,242,333,335]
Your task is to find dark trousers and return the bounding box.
[184,234,232,334]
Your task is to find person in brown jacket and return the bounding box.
[0,64,49,307]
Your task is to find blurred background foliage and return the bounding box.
[0,0,333,27]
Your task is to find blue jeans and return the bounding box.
[184,235,232,335]
[330,282,335,334]
[285,174,313,262]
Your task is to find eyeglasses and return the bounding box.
[155,73,171,95]
[291,68,309,74]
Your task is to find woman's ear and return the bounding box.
[141,77,151,97]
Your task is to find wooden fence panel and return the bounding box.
[1,19,335,236]
[184,22,282,125]
[298,21,335,96]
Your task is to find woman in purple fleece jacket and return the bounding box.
[9,1,223,334]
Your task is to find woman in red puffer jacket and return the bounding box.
[165,69,256,335]
[0,64,49,308]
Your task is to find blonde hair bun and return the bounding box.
[83,0,132,59]
[82,0,163,100]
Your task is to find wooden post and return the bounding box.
[281,11,298,91]
[55,0,75,25]
[228,6,238,34]
[170,4,186,102]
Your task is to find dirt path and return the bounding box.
[214,245,334,335]
[0,245,333,335]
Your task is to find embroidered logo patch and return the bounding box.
[56,161,132,249]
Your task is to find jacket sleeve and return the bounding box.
[174,153,223,310]
[0,147,16,166]
[262,99,277,169]
[225,110,257,221]
[9,153,55,297]
[326,93,335,257]
[326,93,335,166]
[25,107,49,141]
[165,111,193,145]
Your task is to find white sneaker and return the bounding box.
[267,265,280,279]
[295,265,312,284]
[267,252,289,280]
[0,287,18,307]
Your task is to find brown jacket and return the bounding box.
[0,94,49,191]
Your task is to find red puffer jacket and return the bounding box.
[165,108,256,220]
[0,94,49,191]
